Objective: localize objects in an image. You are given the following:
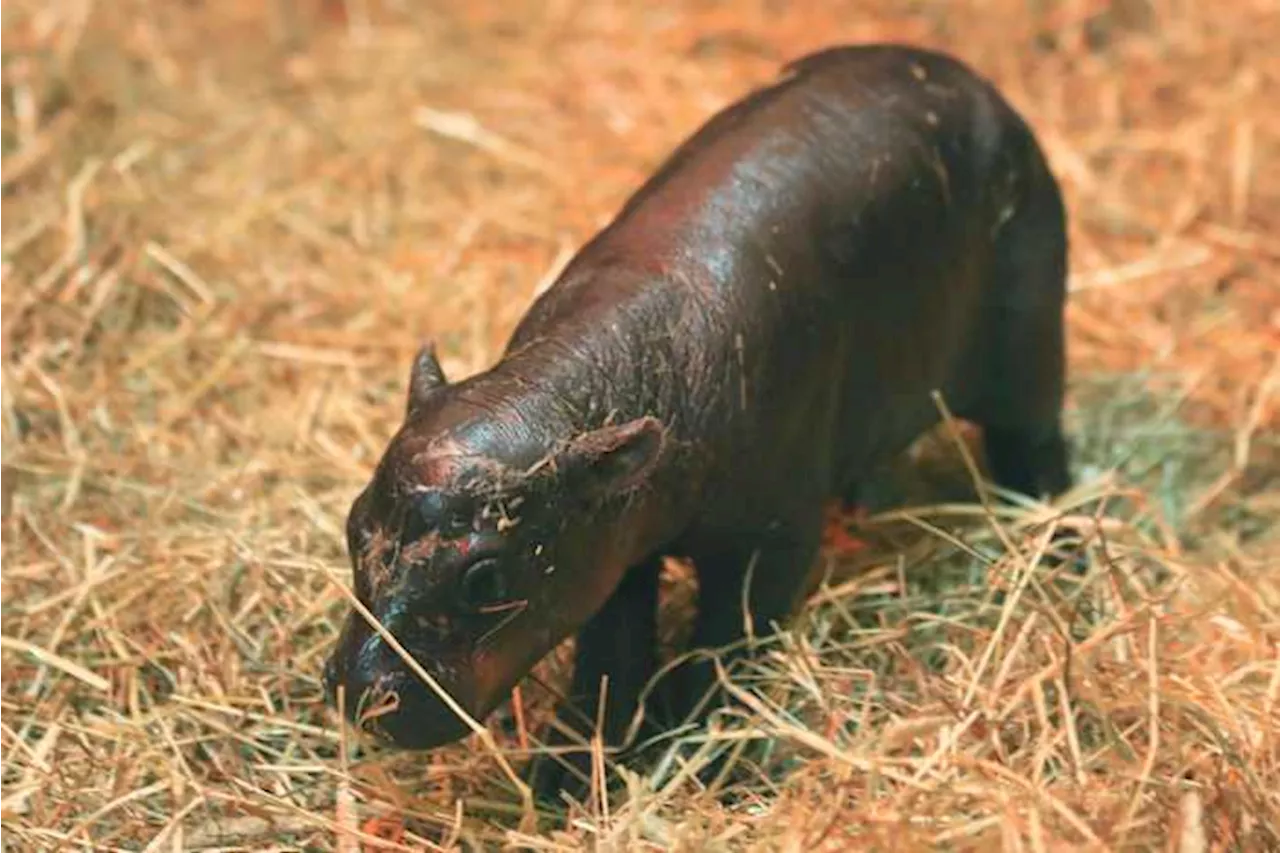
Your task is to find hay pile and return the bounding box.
[2,1,1277,849]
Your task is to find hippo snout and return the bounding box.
[323,615,477,750]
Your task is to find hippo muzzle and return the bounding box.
[322,610,483,750]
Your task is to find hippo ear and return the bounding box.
[406,343,449,417]
[559,417,665,498]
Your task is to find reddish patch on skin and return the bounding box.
[822,504,871,555]
[380,532,478,604]
[400,531,471,567]
[407,435,517,487]
[360,527,396,598]
[361,816,405,844]
[398,531,443,565]
[403,435,472,485]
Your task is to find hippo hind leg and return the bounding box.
[983,422,1070,500]
[967,161,1073,503]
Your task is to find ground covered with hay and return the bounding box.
[2,1,1278,850]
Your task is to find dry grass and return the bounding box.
[2,0,1278,849]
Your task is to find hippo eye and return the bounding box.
[459,558,508,610]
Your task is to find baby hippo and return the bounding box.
[322,43,1072,799]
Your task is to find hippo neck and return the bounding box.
[479,312,703,551]
[497,259,699,428]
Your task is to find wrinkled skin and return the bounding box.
[323,44,1072,800]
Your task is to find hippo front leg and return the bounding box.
[527,554,662,804]
[660,515,824,758]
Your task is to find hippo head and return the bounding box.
[322,344,665,750]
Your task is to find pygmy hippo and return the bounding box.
[322,43,1072,799]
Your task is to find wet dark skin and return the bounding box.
[322,44,1072,802]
